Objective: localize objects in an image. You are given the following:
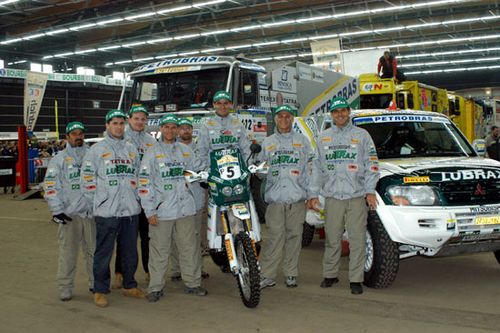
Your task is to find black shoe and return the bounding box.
[320,277,339,288]
[184,287,208,296]
[147,290,164,303]
[170,273,182,282]
[220,265,231,273]
[202,271,210,279]
[350,283,363,295]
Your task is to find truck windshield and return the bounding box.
[354,117,476,159]
[131,67,229,112]
[360,94,393,109]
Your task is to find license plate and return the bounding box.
[475,216,500,225]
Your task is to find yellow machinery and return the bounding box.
[448,94,485,142]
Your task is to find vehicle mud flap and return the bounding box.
[364,211,399,288]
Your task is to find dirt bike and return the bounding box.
[185,145,266,308]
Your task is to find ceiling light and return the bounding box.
[54,52,74,57]
[69,23,97,31]
[74,49,97,54]
[201,47,225,53]
[0,0,20,5]
[146,37,173,44]
[97,45,121,51]
[157,5,192,14]
[22,33,45,40]
[173,33,201,40]
[46,28,69,35]
[122,41,147,47]
[96,18,124,25]
[125,12,156,20]
[114,60,133,64]
[134,57,154,62]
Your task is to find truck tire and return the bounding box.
[494,250,500,264]
[302,223,315,247]
[364,211,399,288]
[250,175,267,224]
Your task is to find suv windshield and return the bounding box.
[131,67,229,112]
[353,116,476,159]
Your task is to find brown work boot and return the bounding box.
[112,272,123,289]
[94,293,108,307]
[122,287,146,298]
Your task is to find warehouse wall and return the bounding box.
[0,78,130,138]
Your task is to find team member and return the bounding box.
[82,109,145,307]
[258,105,313,289]
[485,125,500,160]
[196,90,252,168]
[113,105,157,288]
[308,97,380,295]
[170,118,209,281]
[139,114,207,302]
[43,121,95,301]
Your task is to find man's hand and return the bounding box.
[148,215,158,226]
[52,213,73,225]
[366,194,378,210]
[307,198,321,212]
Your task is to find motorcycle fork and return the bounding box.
[221,210,239,273]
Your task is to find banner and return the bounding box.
[271,66,297,93]
[24,71,48,131]
[310,38,342,72]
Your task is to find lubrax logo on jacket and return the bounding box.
[271,150,300,166]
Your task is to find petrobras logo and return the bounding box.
[133,56,219,73]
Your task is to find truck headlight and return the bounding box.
[233,184,244,195]
[222,186,232,196]
[386,185,439,206]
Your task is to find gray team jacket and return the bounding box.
[125,125,157,161]
[139,140,202,220]
[259,131,313,204]
[196,114,252,169]
[81,134,141,218]
[43,145,90,218]
[310,121,380,200]
[185,140,207,212]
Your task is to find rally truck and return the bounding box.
[315,109,500,288]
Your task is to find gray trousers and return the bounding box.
[170,208,206,274]
[148,215,201,292]
[57,216,95,292]
[260,201,306,280]
[323,196,368,283]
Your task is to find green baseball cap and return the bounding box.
[160,114,179,126]
[65,121,85,134]
[129,105,149,117]
[105,109,127,123]
[213,90,232,102]
[328,97,350,112]
[273,104,296,117]
[178,118,193,127]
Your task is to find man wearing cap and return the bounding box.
[170,117,209,282]
[138,114,207,302]
[308,97,380,295]
[82,109,145,307]
[258,105,313,289]
[113,105,157,289]
[196,90,252,168]
[43,121,95,302]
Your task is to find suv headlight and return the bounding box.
[386,185,439,206]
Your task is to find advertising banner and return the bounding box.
[24,71,48,131]
[310,38,342,72]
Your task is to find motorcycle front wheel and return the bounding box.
[234,231,260,308]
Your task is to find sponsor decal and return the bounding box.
[272,170,279,177]
[351,139,359,144]
[139,178,149,185]
[353,115,445,124]
[290,169,300,176]
[164,184,173,190]
[161,167,184,178]
[101,152,112,158]
[292,143,303,148]
[130,180,137,188]
[403,176,430,183]
[146,143,154,147]
[265,144,276,152]
[64,157,74,163]
[470,205,500,213]
[325,150,357,160]
[370,156,378,161]
[44,181,55,186]
[155,154,166,159]
[129,152,136,159]
[474,184,486,196]
[71,184,80,190]
[370,165,379,172]
[139,189,149,195]
[182,152,190,158]
[83,175,94,181]
[109,180,118,186]
[46,189,56,196]
[348,164,358,172]
[321,137,332,142]
[440,169,500,181]
[86,185,96,191]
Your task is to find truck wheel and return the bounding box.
[250,175,267,224]
[364,211,399,288]
[494,250,500,264]
[302,223,315,247]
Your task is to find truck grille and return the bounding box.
[438,180,500,206]
[455,210,500,234]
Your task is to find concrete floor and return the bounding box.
[0,194,499,333]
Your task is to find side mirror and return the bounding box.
[250,143,262,154]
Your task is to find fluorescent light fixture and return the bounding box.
[54,52,74,57]
[282,37,309,43]
[253,57,273,62]
[229,25,261,32]
[173,33,201,40]
[74,49,97,54]
[406,64,500,75]
[146,37,173,44]
[178,51,199,56]
[30,63,42,72]
[0,0,19,5]
[295,15,333,24]
[0,59,3,68]
[69,23,97,31]
[200,29,229,36]
[105,62,114,66]
[193,0,226,7]
[253,41,280,47]
[201,47,225,53]
[134,57,154,62]
[262,20,296,28]
[122,41,147,47]
[125,12,156,20]
[22,33,45,40]
[226,44,252,50]
[96,18,124,25]
[46,28,69,35]
[114,60,133,64]
[155,54,178,59]
[273,55,298,60]
[406,22,441,29]
[157,5,192,14]
[97,45,121,51]
[0,38,22,45]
